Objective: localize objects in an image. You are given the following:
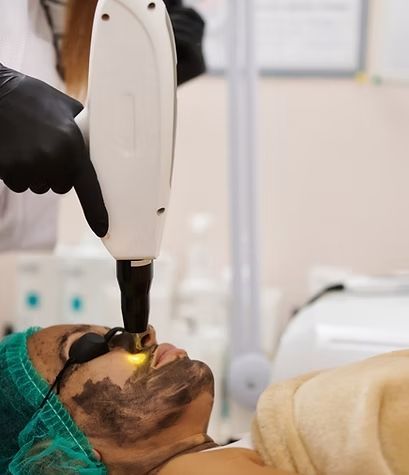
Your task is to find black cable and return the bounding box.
[292,283,345,317]
[39,358,72,409]
[104,327,125,343]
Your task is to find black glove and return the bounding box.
[0,64,108,237]
[163,0,182,8]
[168,7,206,85]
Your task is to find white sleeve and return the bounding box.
[0,184,58,252]
[0,1,60,252]
[0,0,29,69]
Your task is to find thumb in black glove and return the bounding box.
[0,64,108,237]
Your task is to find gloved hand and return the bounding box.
[0,64,108,237]
[167,6,206,85]
[163,0,182,11]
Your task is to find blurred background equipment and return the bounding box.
[272,270,409,381]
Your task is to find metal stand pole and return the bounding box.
[227,0,270,409]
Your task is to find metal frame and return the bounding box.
[227,0,261,357]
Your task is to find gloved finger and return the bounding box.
[51,182,73,195]
[74,157,109,238]
[47,122,84,195]
[3,176,29,193]
[30,182,51,194]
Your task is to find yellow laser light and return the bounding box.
[127,352,148,366]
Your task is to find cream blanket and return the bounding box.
[252,350,409,475]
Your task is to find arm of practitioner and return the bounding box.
[0,63,108,238]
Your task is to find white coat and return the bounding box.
[0,0,66,251]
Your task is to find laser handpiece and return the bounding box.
[74,0,177,340]
[116,260,153,350]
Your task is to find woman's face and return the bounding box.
[27,325,214,456]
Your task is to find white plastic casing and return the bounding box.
[78,0,177,260]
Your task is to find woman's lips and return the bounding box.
[152,343,187,368]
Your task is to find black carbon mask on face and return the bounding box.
[72,358,214,446]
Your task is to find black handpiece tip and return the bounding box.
[116,260,153,334]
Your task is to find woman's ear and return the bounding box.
[92,448,102,461]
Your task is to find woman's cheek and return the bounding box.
[85,352,138,388]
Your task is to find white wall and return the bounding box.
[164,75,409,317]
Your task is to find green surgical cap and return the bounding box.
[0,328,107,474]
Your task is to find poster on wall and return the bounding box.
[186,0,367,75]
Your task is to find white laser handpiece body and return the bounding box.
[76,0,177,261]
